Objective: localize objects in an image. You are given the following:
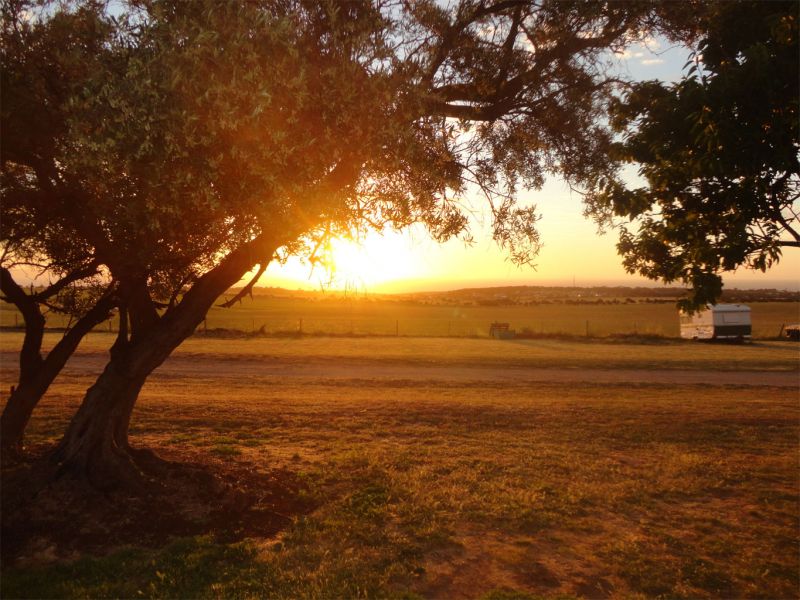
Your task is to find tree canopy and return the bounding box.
[2,0,695,292]
[587,0,799,309]
[1,0,695,483]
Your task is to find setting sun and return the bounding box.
[3,1,799,596]
[323,233,419,291]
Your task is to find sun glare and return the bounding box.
[325,232,418,291]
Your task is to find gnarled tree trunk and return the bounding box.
[52,235,278,488]
[0,268,112,457]
[1,270,45,457]
[52,352,149,488]
[1,297,115,456]
[3,363,57,455]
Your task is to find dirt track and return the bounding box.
[2,351,797,388]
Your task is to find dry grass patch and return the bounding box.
[2,332,798,372]
[3,354,798,599]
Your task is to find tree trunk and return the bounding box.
[2,372,54,457]
[52,235,279,489]
[52,354,149,489]
[1,268,45,459]
[1,292,115,457]
[52,311,191,488]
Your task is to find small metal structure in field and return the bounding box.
[489,322,515,339]
[679,304,752,342]
[780,323,800,341]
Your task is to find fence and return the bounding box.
[1,302,796,339]
[193,316,672,338]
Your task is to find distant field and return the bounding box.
[1,294,798,338]
[1,336,798,599]
[1,332,799,373]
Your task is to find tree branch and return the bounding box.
[775,211,800,243]
[0,267,45,381]
[217,262,267,308]
[32,260,100,302]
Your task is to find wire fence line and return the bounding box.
[190,317,672,338]
[2,303,795,339]
[2,316,667,338]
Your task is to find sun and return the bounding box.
[325,231,418,291]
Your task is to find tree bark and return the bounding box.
[51,354,149,489]
[0,290,114,456]
[52,234,279,488]
[3,366,59,456]
[1,268,45,383]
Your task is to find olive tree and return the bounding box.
[1,3,121,456]
[2,0,690,487]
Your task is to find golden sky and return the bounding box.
[256,38,800,294]
[260,178,800,293]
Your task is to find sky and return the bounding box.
[9,30,796,294]
[258,37,800,294]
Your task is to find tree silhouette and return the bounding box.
[1,0,693,486]
[587,1,799,309]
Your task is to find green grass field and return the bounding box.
[2,335,798,599]
[1,293,798,338]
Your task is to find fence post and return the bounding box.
[299,318,303,334]
[585,320,589,337]
[396,320,399,336]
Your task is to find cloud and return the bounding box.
[641,36,662,51]
[641,58,665,66]
[616,48,646,59]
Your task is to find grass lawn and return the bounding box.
[2,296,798,338]
[1,336,798,599]
[2,331,799,372]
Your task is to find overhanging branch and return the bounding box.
[218,261,268,308]
[32,260,100,302]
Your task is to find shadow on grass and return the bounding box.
[1,445,317,571]
[2,536,272,599]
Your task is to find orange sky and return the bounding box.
[256,38,800,294]
[260,178,800,294]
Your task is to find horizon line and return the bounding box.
[249,280,800,295]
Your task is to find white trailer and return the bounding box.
[679,304,752,341]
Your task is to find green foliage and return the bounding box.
[1,0,693,300]
[0,2,111,320]
[587,1,799,311]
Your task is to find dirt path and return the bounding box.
[2,351,797,388]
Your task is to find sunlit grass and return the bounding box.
[1,331,798,372]
[1,296,797,338]
[4,349,798,598]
